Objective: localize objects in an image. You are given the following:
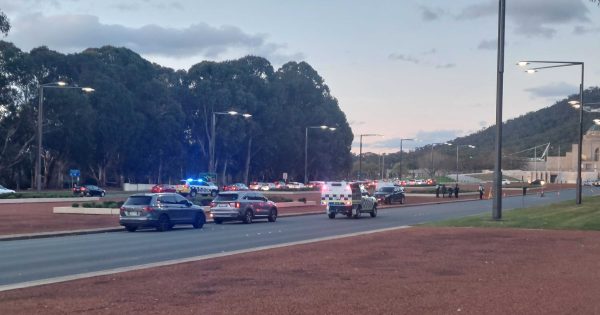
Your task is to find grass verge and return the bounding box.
[424,195,600,231]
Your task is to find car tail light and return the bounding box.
[143,206,155,212]
[345,200,351,205]
[119,206,125,215]
[346,185,351,191]
[228,202,240,208]
[322,185,328,191]
[210,202,216,207]
[81,187,87,191]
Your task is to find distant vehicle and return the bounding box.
[176,178,219,197]
[287,181,305,189]
[260,183,277,191]
[210,191,278,224]
[593,180,600,187]
[222,183,249,191]
[307,181,325,190]
[72,185,106,197]
[273,181,287,189]
[530,179,545,186]
[373,186,406,205]
[119,193,206,232]
[322,181,378,219]
[501,179,511,185]
[151,184,177,193]
[0,185,15,195]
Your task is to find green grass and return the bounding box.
[425,195,600,231]
[0,191,75,199]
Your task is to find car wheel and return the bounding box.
[386,198,390,205]
[370,205,377,218]
[401,197,405,204]
[328,212,336,219]
[210,190,218,197]
[214,218,223,224]
[156,215,171,232]
[100,191,105,197]
[124,225,137,232]
[192,213,205,229]
[354,206,362,219]
[190,190,197,198]
[268,208,278,222]
[243,210,253,224]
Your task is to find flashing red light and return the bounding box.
[322,185,328,191]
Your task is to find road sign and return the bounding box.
[69,169,80,177]
[282,172,288,181]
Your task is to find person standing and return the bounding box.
[478,184,484,200]
[448,186,453,198]
[435,184,440,198]
[441,184,447,198]
[454,184,459,198]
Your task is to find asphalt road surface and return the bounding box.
[0,188,594,288]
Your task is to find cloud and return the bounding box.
[477,39,496,50]
[419,5,444,21]
[349,120,367,126]
[524,82,578,98]
[113,0,184,11]
[388,53,420,64]
[7,13,301,61]
[573,25,600,35]
[458,0,590,38]
[435,63,455,69]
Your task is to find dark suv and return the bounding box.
[209,191,278,224]
[373,186,406,204]
[119,193,206,232]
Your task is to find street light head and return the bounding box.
[468,145,476,149]
[57,81,67,86]
[517,61,529,67]
[525,69,537,74]
[570,103,581,109]
[444,142,452,146]
[227,111,238,115]
[320,125,328,129]
[81,87,95,93]
[594,119,600,125]
[329,127,336,131]
[242,113,252,118]
[568,100,580,105]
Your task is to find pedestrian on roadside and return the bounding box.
[435,184,440,198]
[441,184,447,198]
[478,184,485,200]
[454,184,459,198]
[448,186,453,198]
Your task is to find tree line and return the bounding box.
[0,42,353,189]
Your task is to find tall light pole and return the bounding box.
[455,145,476,183]
[36,81,95,191]
[305,125,336,183]
[494,0,506,220]
[429,142,452,178]
[398,138,414,180]
[210,111,252,174]
[518,60,584,204]
[358,134,382,180]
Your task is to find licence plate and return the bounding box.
[126,211,139,216]
[218,203,228,207]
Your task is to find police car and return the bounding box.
[321,181,377,219]
[176,178,219,197]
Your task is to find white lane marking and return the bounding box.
[0,225,411,292]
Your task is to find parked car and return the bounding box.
[209,191,278,224]
[151,184,177,193]
[501,179,511,185]
[0,185,15,195]
[222,183,249,191]
[593,180,600,187]
[119,193,206,232]
[72,185,106,197]
[176,179,219,197]
[248,182,264,190]
[307,181,325,190]
[260,183,277,191]
[373,186,406,204]
[322,181,378,219]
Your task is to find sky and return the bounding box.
[2,0,600,154]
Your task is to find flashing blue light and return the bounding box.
[186,178,193,182]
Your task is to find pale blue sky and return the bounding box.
[2,0,600,153]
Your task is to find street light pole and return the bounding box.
[36,82,94,191]
[210,111,252,175]
[517,60,584,205]
[304,125,335,183]
[398,138,414,180]
[358,134,382,180]
[493,0,506,219]
[430,142,452,178]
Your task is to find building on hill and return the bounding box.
[518,125,600,184]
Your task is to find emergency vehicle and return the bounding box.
[321,181,377,219]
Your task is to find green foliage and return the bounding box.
[0,10,9,36]
[72,203,79,207]
[0,191,74,199]
[426,195,600,231]
[298,197,307,203]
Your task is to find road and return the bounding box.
[0,188,593,289]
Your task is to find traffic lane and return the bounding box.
[0,188,590,287]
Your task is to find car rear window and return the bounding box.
[331,183,342,187]
[214,194,238,201]
[125,196,153,205]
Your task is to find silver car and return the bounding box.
[210,191,278,224]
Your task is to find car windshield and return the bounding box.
[378,187,395,192]
[124,196,152,205]
[214,194,239,201]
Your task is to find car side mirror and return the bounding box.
[186,200,193,207]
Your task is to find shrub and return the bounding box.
[298,197,307,203]
[72,203,80,207]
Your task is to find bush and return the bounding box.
[72,203,80,207]
[298,197,307,203]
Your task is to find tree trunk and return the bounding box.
[221,159,228,186]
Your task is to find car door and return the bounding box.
[174,193,195,222]
[158,194,181,222]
